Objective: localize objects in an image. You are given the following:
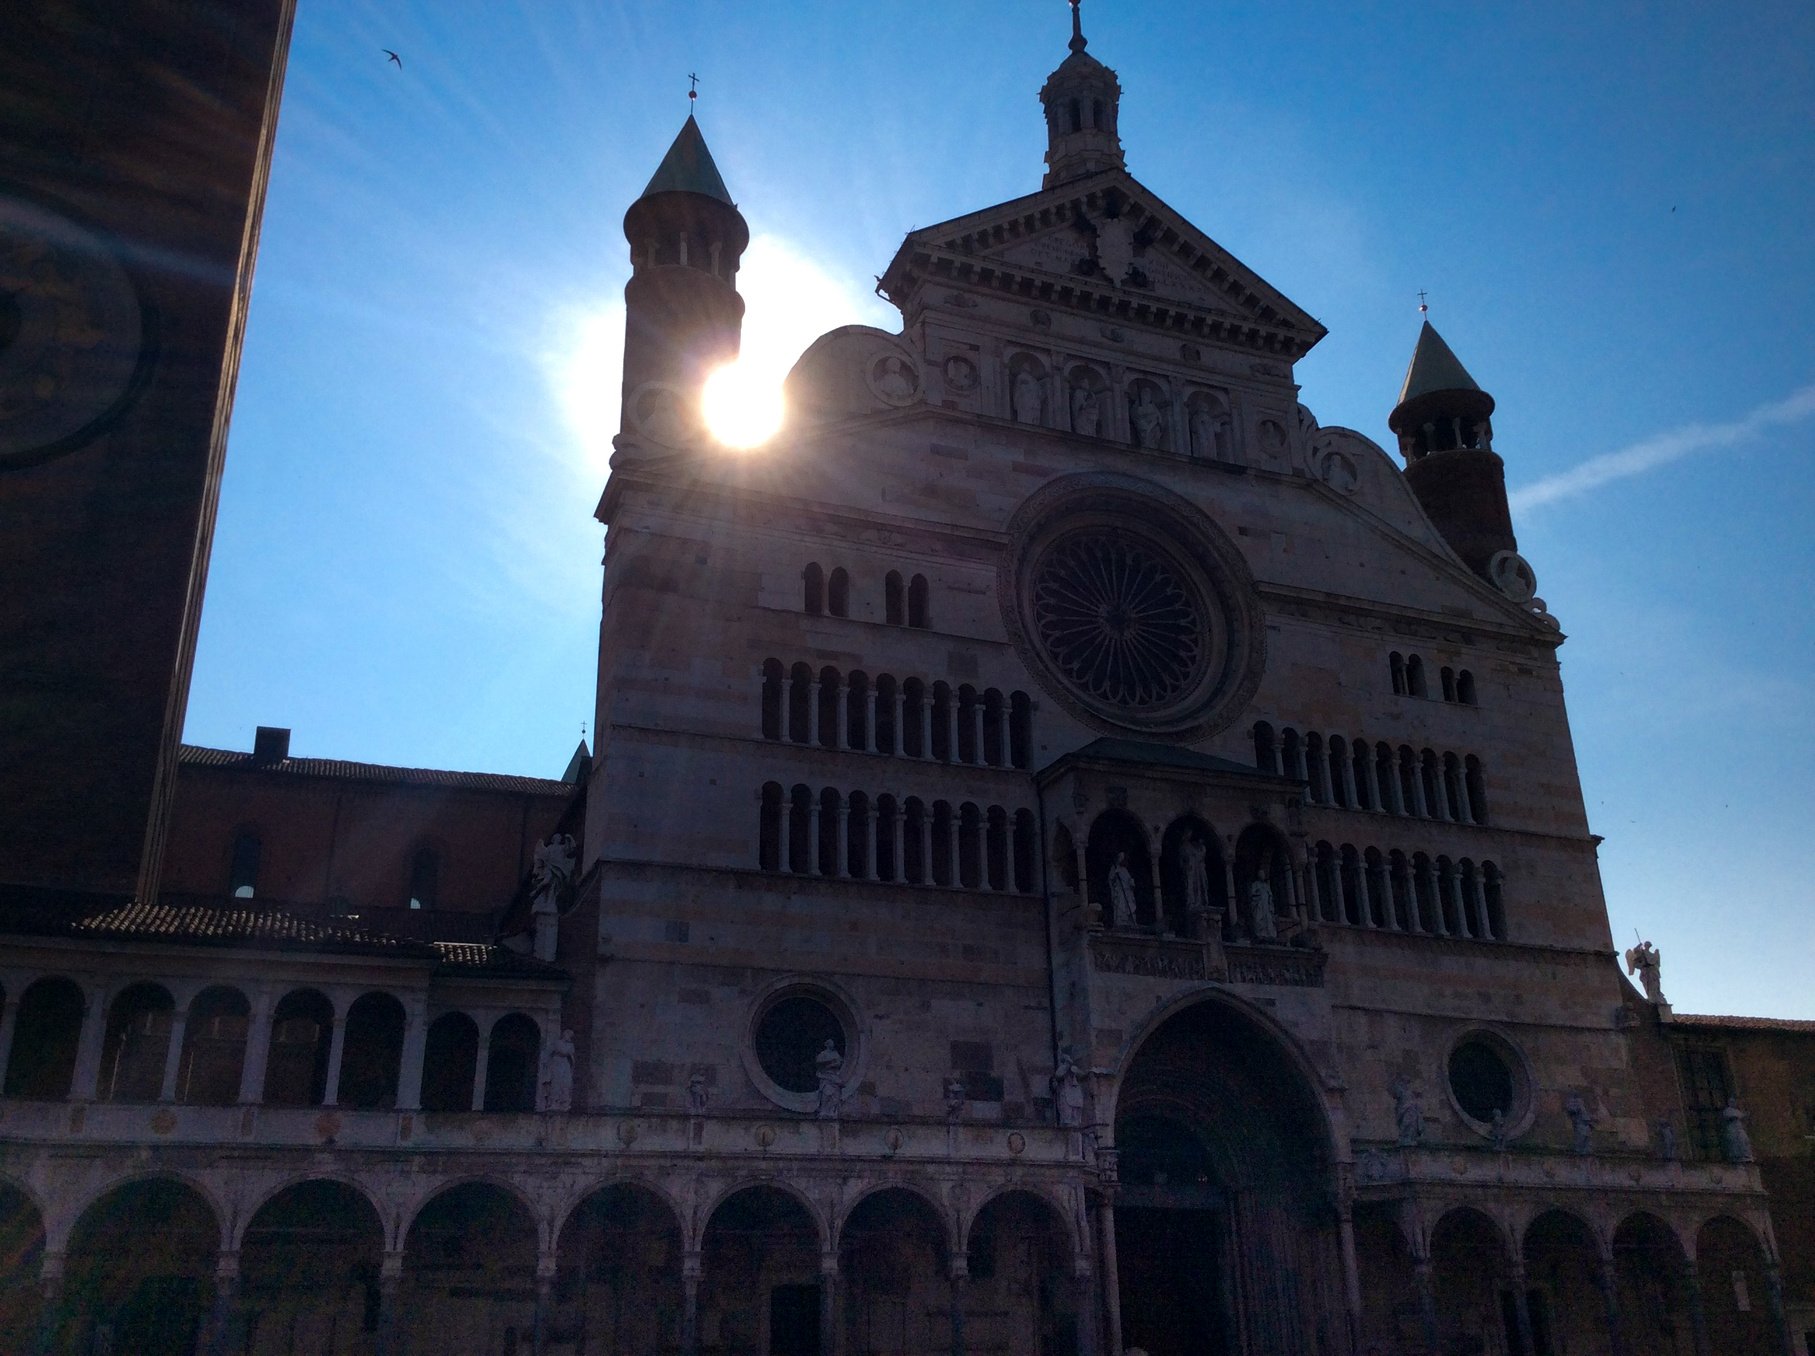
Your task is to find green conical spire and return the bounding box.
[1397,320,1482,404]
[639,114,734,205]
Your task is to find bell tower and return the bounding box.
[619,115,749,439]
[1389,319,1518,581]
[1039,0,1125,187]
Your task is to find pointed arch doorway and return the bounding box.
[1111,998,1339,1356]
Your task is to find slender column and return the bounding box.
[1385,759,1406,814]
[919,692,934,760]
[533,1254,556,1356]
[1446,870,1471,939]
[1413,1258,1439,1354]
[1222,857,1239,922]
[946,820,960,889]
[970,702,984,766]
[470,1023,492,1111]
[835,803,850,879]
[0,992,20,1093]
[1338,750,1358,807]
[159,1002,192,1102]
[1683,1260,1712,1356]
[205,1251,239,1356]
[890,689,904,756]
[888,805,905,883]
[948,1258,967,1356]
[1419,863,1445,936]
[1597,1253,1626,1356]
[1074,1263,1099,1356]
[1407,759,1428,817]
[818,1253,838,1356]
[1455,767,1475,824]
[834,684,848,751]
[69,982,109,1100]
[1336,1206,1363,1356]
[1355,863,1375,929]
[863,689,877,753]
[31,1254,63,1356]
[857,804,875,881]
[321,1014,348,1107]
[681,1250,702,1356]
[946,697,960,763]
[1290,740,1309,785]
[808,807,822,876]
[1428,763,1450,821]
[1097,1201,1122,1356]
[1508,1262,1535,1355]
[1467,872,1490,942]
[806,680,821,745]
[238,988,275,1104]
[374,1252,403,1356]
[918,813,933,888]
[1765,1263,1794,1356]
[396,998,428,1112]
[1358,750,1381,812]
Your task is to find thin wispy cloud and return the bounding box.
[1510,383,1815,513]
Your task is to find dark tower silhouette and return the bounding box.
[1038,1,1125,187]
[619,115,749,439]
[1389,321,1517,581]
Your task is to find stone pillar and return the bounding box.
[1428,762,1450,821]
[1386,758,1406,814]
[1508,1261,1535,1356]
[818,1253,838,1356]
[835,802,850,879]
[69,981,109,1100]
[1597,1252,1626,1356]
[1765,1263,1794,1356]
[0,992,20,1093]
[1419,862,1445,936]
[1097,1201,1122,1356]
[1683,1259,1712,1356]
[1358,750,1381,812]
[1455,767,1475,823]
[918,813,933,888]
[1335,1178,1363,1356]
[919,691,934,760]
[834,683,848,751]
[681,1250,702,1356]
[946,696,960,764]
[1447,870,1472,939]
[856,803,874,881]
[533,1253,556,1356]
[970,702,984,766]
[808,806,822,877]
[807,679,821,746]
[862,688,876,752]
[31,1253,63,1356]
[948,1257,968,1356]
[471,1024,492,1111]
[1413,1257,1439,1353]
[238,988,275,1104]
[1074,1263,1099,1356]
[396,998,428,1112]
[1338,750,1358,807]
[946,819,960,889]
[1467,872,1490,942]
[321,1014,348,1107]
[890,688,904,756]
[1355,862,1375,929]
[205,1251,239,1356]
[1408,758,1428,817]
[375,1252,403,1356]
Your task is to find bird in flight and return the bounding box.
[383,49,402,68]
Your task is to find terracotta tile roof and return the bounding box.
[430,942,566,979]
[1672,1013,1815,1034]
[1,890,438,958]
[179,744,575,797]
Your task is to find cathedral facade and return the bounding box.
[1,10,1809,1356]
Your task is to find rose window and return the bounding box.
[1030,533,1209,711]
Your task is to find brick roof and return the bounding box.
[180,744,575,797]
[430,942,566,979]
[1671,1013,1815,1035]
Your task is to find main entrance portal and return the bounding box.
[1111,1000,1338,1356]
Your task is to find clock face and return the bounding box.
[0,193,148,467]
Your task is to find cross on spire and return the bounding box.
[688,72,699,109]
[1417,289,1429,315]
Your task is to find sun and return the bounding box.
[702,360,785,449]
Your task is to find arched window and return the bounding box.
[339,992,405,1110]
[1351,739,1374,811]
[1086,809,1155,930]
[1459,859,1484,939]
[483,1014,541,1112]
[827,567,850,618]
[1457,669,1478,705]
[1013,810,1037,894]
[931,801,955,887]
[1282,728,1304,786]
[758,782,783,872]
[1421,750,1445,820]
[229,830,261,899]
[1388,851,1414,931]
[985,806,1008,891]
[1389,652,1407,696]
[1406,655,1428,698]
[1483,862,1507,940]
[817,788,840,876]
[982,689,1005,767]
[845,671,869,750]
[265,989,334,1106]
[1313,842,1339,923]
[907,574,930,629]
[177,986,250,1105]
[1363,849,1389,928]
[1436,857,1461,935]
[1165,816,1228,935]
[1399,746,1422,816]
[873,675,897,755]
[787,662,812,744]
[3,976,84,1099]
[884,571,904,625]
[901,678,926,758]
[1328,736,1351,808]
[788,785,813,873]
[817,666,840,749]
[1443,753,1465,822]
[846,791,870,881]
[1068,98,1082,133]
[957,685,979,765]
[802,563,825,615]
[1441,666,1458,703]
[1009,692,1033,770]
[1412,854,1439,934]
[761,659,784,741]
[407,846,438,910]
[1252,721,1278,774]
[1376,742,1400,814]
[903,798,926,884]
[930,682,953,762]
[875,795,899,883]
[1338,845,1363,926]
[1304,733,1327,804]
[422,1013,479,1113]
[1465,756,1489,825]
[100,983,175,1102]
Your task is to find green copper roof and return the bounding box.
[639,115,734,205]
[1397,320,1482,404]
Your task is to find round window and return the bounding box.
[753,993,846,1095]
[1448,1038,1515,1124]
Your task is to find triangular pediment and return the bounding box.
[880,169,1325,358]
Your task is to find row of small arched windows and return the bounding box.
[1307,843,1507,941]
[1253,723,1489,825]
[758,783,1037,894]
[761,661,1034,769]
[225,833,441,911]
[1391,652,1478,705]
[0,976,545,1113]
[803,564,930,629]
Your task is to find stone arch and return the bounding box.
[63,1175,223,1353]
[552,1175,688,1252]
[176,982,251,1105]
[235,1172,388,1251]
[403,1173,547,1252]
[699,1181,829,1356]
[98,980,175,1102]
[1086,806,1155,930]
[1157,813,1224,936]
[833,1180,956,1256]
[959,1181,1083,1261]
[1612,1210,1695,1354]
[963,1187,1086,1353]
[339,989,406,1110]
[1522,1207,1612,1354]
[402,1179,542,1350]
[1695,1213,1780,1355]
[554,1180,686,1350]
[1233,820,1295,934]
[837,1184,954,1351]
[266,987,335,1107]
[3,974,85,1099]
[1430,1205,1518,1353]
[698,1177,830,1255]
[237,1178,387,1348]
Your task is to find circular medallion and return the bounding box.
[1487,549,1538,604]
[0,192,149,466]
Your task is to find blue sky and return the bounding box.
[188,1,1814,1018]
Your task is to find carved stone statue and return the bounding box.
[542,1029,575,1112]
[1721,1097,1754,1163]
[874,355,916,400]
[1011,368,1045,425]
[1188,403,1216,459]
[1129,387,1165,450]
[814,1039,844,1119]
[1070,382,1101,437]
[1624,939,1665,1004]
[1180,835,1210,914]
[945,1073,966,1123]
[531,833,576,912]
[1656,1117,1678,1161]
[687,1071,708,1115]
[1391,1076,1424,1146]
[1107,853,1137,929]
[1564,1094,1595,1155]
[1051,1050,1087,1128]
[1247,872,1278,942]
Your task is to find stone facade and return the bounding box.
[1,10,1809,1356]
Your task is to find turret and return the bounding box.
[620,115,749,440]
[1038,0,1125,187]
[1389,320,1517,581]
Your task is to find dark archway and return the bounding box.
[1086,809,1154,930]
[1430,1207,1514,1355]
[1523,1209,1611,1356]
[338,991,405,1110]
[702,1185,823,1356]
[239,1179,385,1354]
[554,1183,684,1352]
[401,1182,538,1352]
[1612,1212,1694,1356]
[177,985,250,1105]
[64,1178,218,1356]
[422,1012,480,1113]
[99,982,175,1102]
[4,975,84,1099]
[484,1013,542,1112]
[839,1189,949,1354]
[0,1182,45,1342]
[1112,999,1336,1355]
[265,989,333,1107]
[1698,1215,1780,1356]
[966,1191,1081,1356]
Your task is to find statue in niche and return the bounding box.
[1258,418,1288,457]
[873,355,917,400]
[1721,1097,1754,1162]
[1489,1108,1508,1151]
[531,833,576,913]
[1656,1117,1678,1161]
[1565,1094,1595,1155]
[1247,870,1279,942]
[945,1073,966,1123]
[814,1040,844,1119]
[687,1071,708,1115]
[1129,386,1166,449]
[1391,1076,1424,1146]
[1180,834,1210,915]
[1624,939,1665,1004]
[1106,852,1137,929]
[1011,366,1045,424]
[542,1029,575,1112]
[1070,382,1101,437]
[1051,1049,1087,1128]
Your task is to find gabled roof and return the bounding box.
[1397,320,1482,404]
[639,114,734,205]
[878,169,1324,359]
[179,744,574,797]
[1039,736,1294,785]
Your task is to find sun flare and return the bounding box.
[702,360,785,449]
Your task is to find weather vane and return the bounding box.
[1417,289,1429,315]
[688,73,699,110]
